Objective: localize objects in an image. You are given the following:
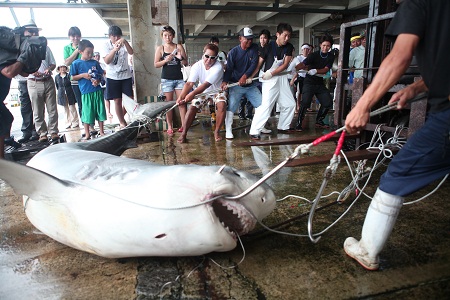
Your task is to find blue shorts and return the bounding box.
[227,85,262,113]
[161,79,185,93]
[379,108,450,197]
[106,77,133,100]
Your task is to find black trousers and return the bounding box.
[18,80,35,136]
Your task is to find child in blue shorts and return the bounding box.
[70,39,106,140]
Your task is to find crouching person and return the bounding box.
[176,43,226,143]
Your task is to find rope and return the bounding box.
[156,70,294,120]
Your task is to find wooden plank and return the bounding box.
[284,148,399,167]
[235,132,361,147]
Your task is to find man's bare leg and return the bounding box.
[214,102,226,141]
[177,106,199,143]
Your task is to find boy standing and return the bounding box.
[70,40,106,140]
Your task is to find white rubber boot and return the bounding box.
[344,188,404,270]
[225,111,234,139]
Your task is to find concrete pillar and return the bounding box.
[298,28,312,47]
[127,0,161,102]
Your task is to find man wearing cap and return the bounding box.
[1,24,47,157]
[348,33,362,84]
[349,34,365,79]
[248,23,296,140]
[24,20,59,143]
[221,27,261,139]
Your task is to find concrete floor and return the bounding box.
[1,105,450,299]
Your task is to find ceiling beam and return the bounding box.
[182,4,363,14]
[0,2,127,9]
[205,1,228,21]
[256,0,302,22]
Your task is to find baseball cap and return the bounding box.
[239,27,253,39]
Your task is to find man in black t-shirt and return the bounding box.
[248,23,296,139]
[294,35,335,131]
[343,0,450,271]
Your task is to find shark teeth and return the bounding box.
[211,200,256,238]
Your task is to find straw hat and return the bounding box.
[22,19,42,31]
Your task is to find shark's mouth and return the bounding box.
[211,199,256,238]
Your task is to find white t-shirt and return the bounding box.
[288,55,307,79]
[187,60,223,93]
[102,41,132,80]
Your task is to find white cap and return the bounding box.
[239,27,253,39]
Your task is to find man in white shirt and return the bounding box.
[24,21,59,143]
[176,43,226,143]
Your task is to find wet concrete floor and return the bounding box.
[1,106,450,299]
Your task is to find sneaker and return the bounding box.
[18,134,31,143]
[39,135,48,143]
[4,137,22,149]
[250,134,260,140]
[295,125,303,132]
[261,128,272,134]
[51,133,59,141]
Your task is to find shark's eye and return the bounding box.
[155,233,166,239]
[261,197,265,203]
[232,170,241,177]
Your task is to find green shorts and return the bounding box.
[81,89,107,124]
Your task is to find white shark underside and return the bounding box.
[0,101,276,258]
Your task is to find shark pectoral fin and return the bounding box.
[0,160,74,200]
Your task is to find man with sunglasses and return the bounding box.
[221,27,261,140]
[176,43,226,143]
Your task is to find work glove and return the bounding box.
[262,70,273,80]
[307,69,317,76]
[17,36,47,74]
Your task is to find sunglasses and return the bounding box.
[27,29,39,34]
[204,54,217,60]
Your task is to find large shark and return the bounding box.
[0,101,276,258]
